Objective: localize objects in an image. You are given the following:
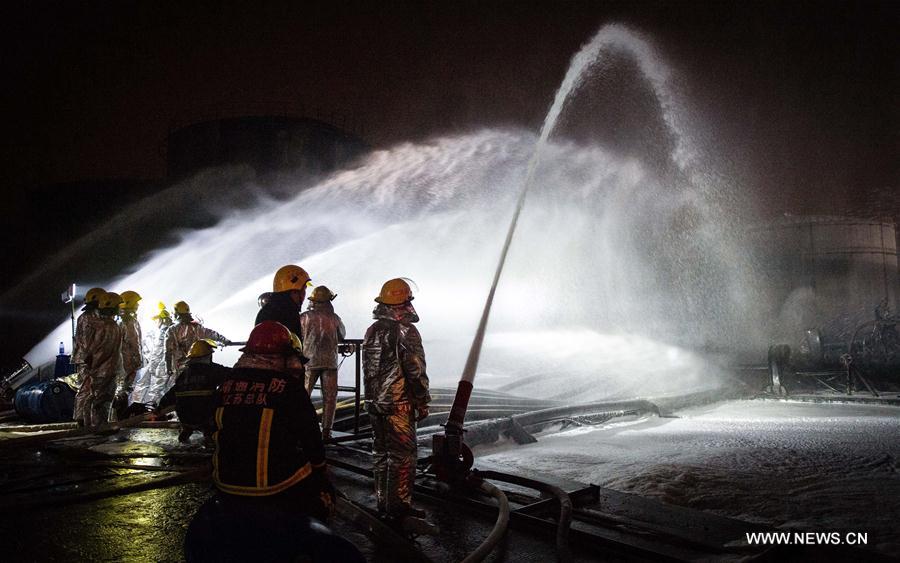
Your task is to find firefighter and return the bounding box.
[112,290,143,420]
[73,291,126,426]
[212,321,335,522]
[300,286,346,440]
[69,286,105,422]
[363,278,431,521]
[255,264,311,339]
[158,339,230,445]
[132,302,171,404]
[165,301,229,383]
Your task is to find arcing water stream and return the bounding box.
[459,24,707,389]
[26,24,765,402]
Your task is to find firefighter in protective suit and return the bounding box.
[212,321,335,521]
[363,278,431,520]
[132,302,171,404]
[300,286,346,440]
[165,301,229,382]
[256,265,312,339]
[145,303,174,402]
[70,286,105,422]
[73,292,126,426]
[113,290,144,420]
[159,339,230,445]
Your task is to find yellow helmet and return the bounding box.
[187,339,217,359]
[308,285,337,303]
[84,287,106,305]
[273,265,312,293]
[174,301,191,315]
[99,292,123,310]
[120,290,142,310]
[152,301,170,320]
[375,278,414,305]
[290,332,303,353]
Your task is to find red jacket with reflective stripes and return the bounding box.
[213,363,325,496]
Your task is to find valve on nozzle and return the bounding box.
[429,379,475,483]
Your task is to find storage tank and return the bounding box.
[751,216,899,350]
[165,113,368,181]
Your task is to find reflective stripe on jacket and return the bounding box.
[212,360,325,497]
[170,361,230,426]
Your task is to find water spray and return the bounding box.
[432,24,689,482]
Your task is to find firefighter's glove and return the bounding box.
[416,406,429,422]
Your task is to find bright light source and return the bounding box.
[60,283,76,304]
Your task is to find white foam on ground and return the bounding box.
[474,400,900,556]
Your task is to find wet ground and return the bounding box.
[0,427,605,562]
[475,399,900,557]
[2,397,898,561]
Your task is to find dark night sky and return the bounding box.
[0,0,896,369]
[1,0,897,260]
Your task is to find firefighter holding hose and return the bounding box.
[363,278,431,523]
[73,291,126,426]
[158,339,230,445]
[112,290,143,420]
[165,301,229,381]
[69,286,105,422]
[300,285,346,440]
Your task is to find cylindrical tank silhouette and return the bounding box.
[752,216,899,347]
[165,115,367,181]
[14,380,76,423]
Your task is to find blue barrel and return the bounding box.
[54,353,75,378]
[14,380,76,423]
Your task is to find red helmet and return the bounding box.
[242,321,293,355]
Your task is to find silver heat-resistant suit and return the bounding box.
[362,302,431,516]
[165,318,228,376]
[131,321,172,403]
[300,301,346,438]
[72,315,125,426]
[70,308,101,421]
[117,312,144,405]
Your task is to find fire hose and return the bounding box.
[460,480,510,563]
[477,470,572,563]
[0,406,174,449]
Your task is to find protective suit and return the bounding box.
[69,308,102,421]
[300,299,345,439]
[165,317,228,377]
[114,310,143,418]
[144,318,173,402]
[73,315,125,426]
[363,301,431,517]
[131,323,158,403]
